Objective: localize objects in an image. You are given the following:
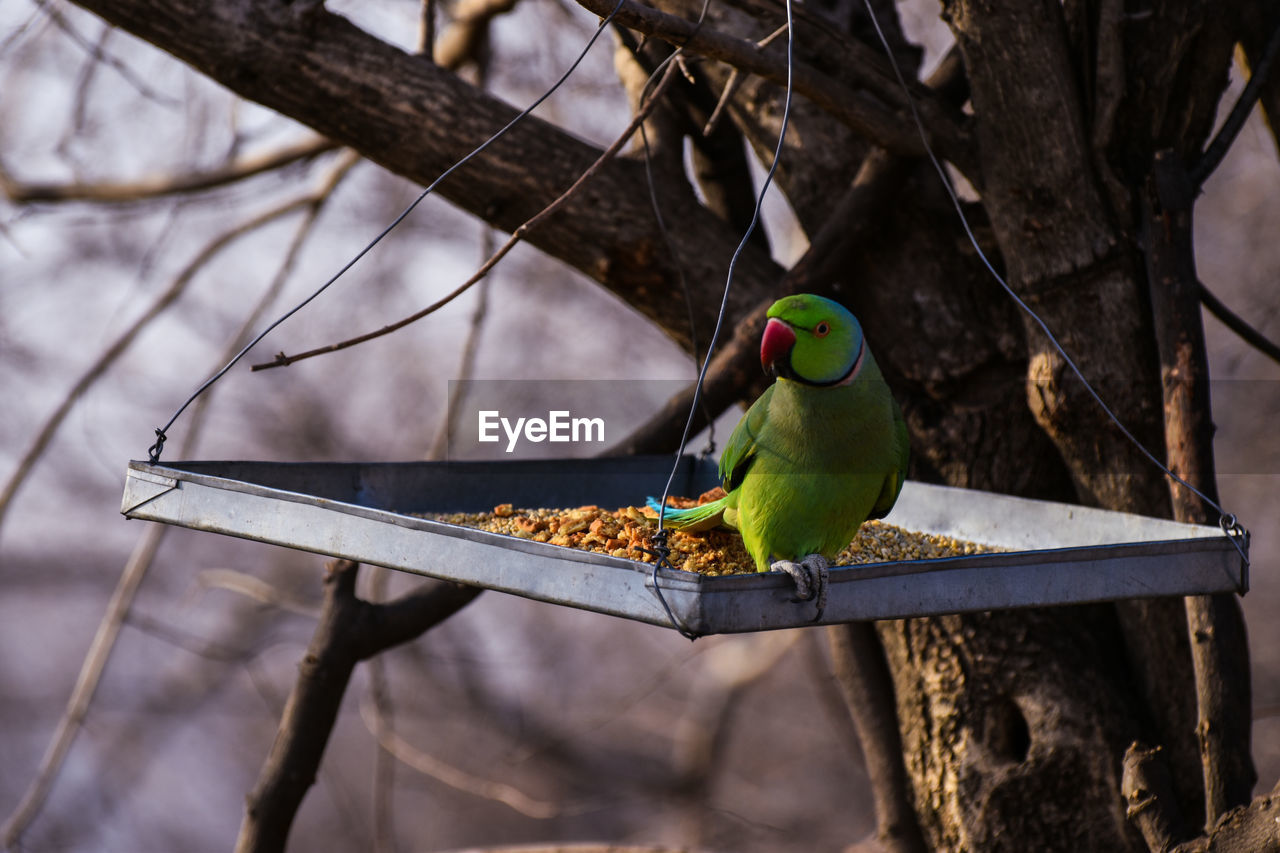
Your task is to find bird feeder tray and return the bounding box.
[121,457,1247,634]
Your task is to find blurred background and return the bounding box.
[1,0,1278,850]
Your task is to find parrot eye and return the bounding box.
[813,321,830,338]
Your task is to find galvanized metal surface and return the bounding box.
[121,457,1247,634]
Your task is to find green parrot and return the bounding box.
[650,293,909,619]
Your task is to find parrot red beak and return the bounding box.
[761,317,797,376]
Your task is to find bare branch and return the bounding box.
[671,633,799,845]
[829,623,927,853]
[358,694,560,819]
[188,568,322,618]
[365,569,398,853]
[0,524,168,850]
[573,0,975,176]
[0,136,339,204]
[1123,742,1188,852]
[613,146,912,454]
[1143,148,1256,825]
[0,156,357,848]
[0,152,356,537]
[434,0,520,69]
[41,3,179,107]
[1198,282,1280,367]
[250,59,682,371]
[235,562,481,853]
[1190,15,1280,188]
[66,0,782,351]
[427,231,495,460]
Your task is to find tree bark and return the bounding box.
[67,0,780,352]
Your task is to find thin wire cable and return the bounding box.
[858,0,1248,557]
[648,0,796,638]
[638,123,717,455]
[633,45,719,456]
[146,0,628,462]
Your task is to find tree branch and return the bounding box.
[828,623,927,853]
[1198,282,1280,367]
[612,146,912,454]
[250,59,682,371]
[0,136,338,204]
[1123,742,1189,852]
[1189,13,1280,188]
[234,561,480,853]
[66,0,780,350]
[573,0,976,177]
[1142,148,1255,827]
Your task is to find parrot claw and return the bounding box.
[770,554,829,621]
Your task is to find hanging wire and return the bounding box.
[146,0,629,463]
[857,0,1249,564]
[646,0,797,639]
[628,1,719,456]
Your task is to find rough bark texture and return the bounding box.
[880,608,1148,852]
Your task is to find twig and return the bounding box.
[571,0,975,176]
[0,156,357,848]
[0,136,339,204]
[827,623,927,853]
[702,68,742,137]
[234,562,481,853]
[41,2,179,107]
[671,633,799,846]
[0,203,290,532]
[419,0,437,56]
[1189,15,1280,188]
[124,610,259,662]
[433,0,521,70]
[1198,282,1280,366]
[1122,742,1186,853]
[608,47,966,454]
[0,152,355,538]
[62,22,111,145]
[189,568,322,618]
[427,233,494,460]
[358,694,560,819]
[365,569,398,853]
[251,58,682,372]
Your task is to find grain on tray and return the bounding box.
[426,490,995,576]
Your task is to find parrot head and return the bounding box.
[761,294,865,385]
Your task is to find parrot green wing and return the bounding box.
[718,385,774,492]
[868,395,910,519]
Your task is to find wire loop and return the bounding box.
[634,529,700,640]
[147,428,167,464]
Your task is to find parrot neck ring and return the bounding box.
[775,335,866,387]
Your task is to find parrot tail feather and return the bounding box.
[645,496,728,532]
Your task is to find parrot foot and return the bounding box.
[771,554,829,621]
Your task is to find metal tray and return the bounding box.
[120,457,1247,634]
